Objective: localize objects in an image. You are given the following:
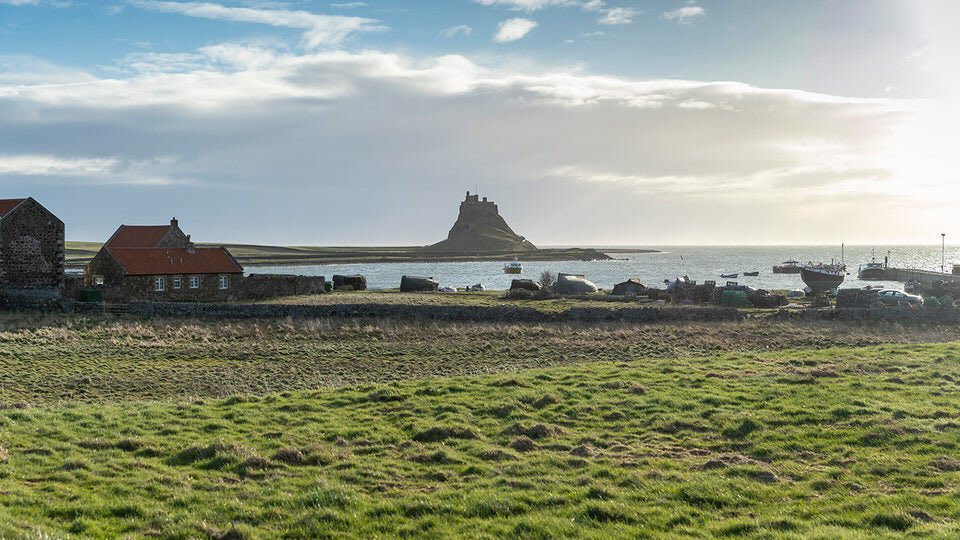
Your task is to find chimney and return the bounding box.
[185,234,195,254]
[171,217,178,228]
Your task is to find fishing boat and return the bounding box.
[772,260,802,274]
[743,271,760,277]
[857,250,887,280]
[801,262,845,292]
[503,261,523,274]
[720,273,738,279]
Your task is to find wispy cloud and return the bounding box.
[0,155,193,186]
[597,6,637,25]
[493,18,537,43]
[0,0,73,6]
[440,24,472,38]
[663,4,705,24]
[473,0,574,12]
[129,1,385,49]
[330,2,366,8]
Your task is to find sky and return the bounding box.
[1,0,959,246]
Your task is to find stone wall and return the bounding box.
[125,302,746,323]
[0,288,62,309]
[238,274,325,300]
[0,199,64,290]
[98,273,244,303]
[771,307,960,324]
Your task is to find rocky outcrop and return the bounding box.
[423,192,536,253]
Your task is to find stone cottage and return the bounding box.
[86,218,244,302]
[0,198,65,291]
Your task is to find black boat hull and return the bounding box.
[801,267,845,292]
[858,267,889,280]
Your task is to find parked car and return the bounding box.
[878,289,924,307]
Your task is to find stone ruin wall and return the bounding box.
[0,200,65,290]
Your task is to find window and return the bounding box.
[154,277,165,292]
[173,277,182,290]
[219,275,230,290]
[93,275,104,286]
[189,276,200,289]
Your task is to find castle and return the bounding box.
[423,192,537,253]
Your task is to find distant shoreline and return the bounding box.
[65,242,661,269]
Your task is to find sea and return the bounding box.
[251,245,960,292]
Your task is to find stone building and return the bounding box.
[0,198,65,291]
[86,218,244,302]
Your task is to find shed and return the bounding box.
[510,279,541,292]
[400,275,439,292]
[554,272,598,294]
[333,274,367,291]
[612,278,645,296]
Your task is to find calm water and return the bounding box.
[251,245,960,291]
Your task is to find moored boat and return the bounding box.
[744,271,759,277]
[720,273,738,279]
[503,261,523,274]
[772,260,802,274]
[801,263,845,292]
[858,251,888,280]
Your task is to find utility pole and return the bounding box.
[942,233,947,273]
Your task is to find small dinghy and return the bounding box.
[720,273,738,279]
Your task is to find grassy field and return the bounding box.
[0,315,956,404]
[2,314,960,537]
[256,290,673,311]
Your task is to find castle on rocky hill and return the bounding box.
[422,192,537,253]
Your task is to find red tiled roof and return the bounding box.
[105,225,173,248]
[107,247,243,276]
[0,199,27,218]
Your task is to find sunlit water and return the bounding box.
[251,245,960,291]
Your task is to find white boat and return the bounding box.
[503,261,523,274]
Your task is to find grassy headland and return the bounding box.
[1,313,959,537]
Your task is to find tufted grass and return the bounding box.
[0,341,959,537]
[2,313,960,403]
[1,313,960,537]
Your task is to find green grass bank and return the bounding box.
[1,314,959,538]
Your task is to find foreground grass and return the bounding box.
[255,290,665,311]
[3,314,960,403]
[1,342,960,538]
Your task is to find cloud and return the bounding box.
[330,2,365,7]
[0,0,72,6]
[493,18,537,43]
[473,0,574,12]
[0,154,192,186]
[663,5,705,24]
[440,24,472,38]
[129,1,385,49]
[597,6,637,25]
[0,45,939,244]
